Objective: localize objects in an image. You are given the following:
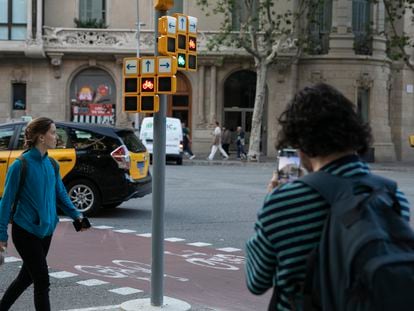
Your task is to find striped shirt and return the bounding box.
[245,155,411,311]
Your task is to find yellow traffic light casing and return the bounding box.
[176,53,186,71]
[173,13,188,34]
[154,0,174,11]
[140,57,156,77]
[158,35,176,56]
[157,75,177,94]
[157,56,177,76]
[123,77,139,94]
[176,33,187,52]
[140,95,160,113]
[123,95,139,113]
[187,53,197,72]
[123,57,139,77]
[140,77,157,94]
[158,16,177,36]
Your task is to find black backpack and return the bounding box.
[10,153,58,222]
[300,171,414,311]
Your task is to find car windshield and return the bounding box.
[118,131,146,153]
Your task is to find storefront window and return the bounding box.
[70,68,116,125]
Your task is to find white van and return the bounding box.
[139,117,184,165]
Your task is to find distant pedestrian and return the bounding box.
[207,121,229,160]
[0,117,90,311]
[221,126,232,156]
[236,126,247,160]
[182,122,195,160]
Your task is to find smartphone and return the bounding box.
[276,148,301,181]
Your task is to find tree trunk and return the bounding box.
[247,61,268,161]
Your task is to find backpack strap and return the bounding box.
[48,157,59,177]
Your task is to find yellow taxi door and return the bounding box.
[0,126,16,197]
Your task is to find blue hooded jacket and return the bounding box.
[0,148,81,241]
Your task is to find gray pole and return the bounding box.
[134,0,140,130]
[151,8,167,307]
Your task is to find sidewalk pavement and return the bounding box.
[182,154,414,172]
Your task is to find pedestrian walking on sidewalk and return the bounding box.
[207,121,229,160]
[0,117,90,311]
[182,122,195,160]
[236,126,247,160]
[221,126,232,156]
[245,83,411,311]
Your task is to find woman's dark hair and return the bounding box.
[277,83,372,157]
[24,117,54,148]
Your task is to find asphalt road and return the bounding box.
[0,164,413,310]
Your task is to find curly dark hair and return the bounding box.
[277,83,372,157]
[24,117,54,148]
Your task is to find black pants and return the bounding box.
[0,223,52,311]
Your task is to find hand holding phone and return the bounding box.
[277,149,301,182]
[73,217,91,232]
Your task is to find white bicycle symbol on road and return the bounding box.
[75,260,188,282]
[74,251,245,282]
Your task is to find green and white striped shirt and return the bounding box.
[245,155,411,311]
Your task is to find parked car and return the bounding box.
[139,117,184,165]
[0,121,152,216]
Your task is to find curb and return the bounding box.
[120,297,191,311]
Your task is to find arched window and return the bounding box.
[69,68,116,125]
[308,0,332,55]
[353,0,372,55]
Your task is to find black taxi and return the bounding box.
[0,121,151,216]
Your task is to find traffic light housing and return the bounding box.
[187,54,197,71]
[124,77,138,94]
[154,0,174,11]
[158,35,176,56]
[140,95,159,113]
[123,96,139,112]
[157,76,177,94]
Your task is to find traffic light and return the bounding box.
[140,95,159,113]
[187,54,197,71]
[140,77,156,94]
[177,33,186,52]
[154,0,174,11]
[177,53,186,70]
[158,16,177,56]
[124,77,138,94]
[187,17,198,72]
[123,96,139,112]
[157,76,177,94]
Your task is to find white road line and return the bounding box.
[60,305,120,311]
[136,233,152,237]
[76,279,109,286]
[93,225,114,229]
[165,237,186,242]
[108,287,143,295]
[5,256,22,263]
[187,242,212,247]
[216,247,242,253]
[49,271,78,279]
[113,229,137,234]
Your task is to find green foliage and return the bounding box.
[74,18,108,29]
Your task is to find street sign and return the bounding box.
[140,57,156,76]
[123,58,139,76]
[187,16,198,34]
[174,14,187,33]
[158,16,177,35]
[157,56,177,75]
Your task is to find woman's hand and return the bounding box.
[0,241,7,251]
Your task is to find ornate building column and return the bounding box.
[196,65,206,126]
[26,0,32,41]
[209,65,217,125]
[36,0,43,43]
[329,0,355,56]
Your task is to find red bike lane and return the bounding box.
[6,222,270,311]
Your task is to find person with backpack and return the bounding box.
[245,83,411,311]
[0,117,89,311]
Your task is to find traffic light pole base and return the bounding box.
[120,296,191,311]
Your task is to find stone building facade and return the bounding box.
[0,0,413,161]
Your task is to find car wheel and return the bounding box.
[176,157,183,165]
[67,179,101,216]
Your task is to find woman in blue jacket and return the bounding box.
[0,117,89,311]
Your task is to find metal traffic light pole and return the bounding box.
[151,8,167,307]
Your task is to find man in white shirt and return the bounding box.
[208,121,229,160]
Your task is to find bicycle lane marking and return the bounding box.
[5,222,269,311]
